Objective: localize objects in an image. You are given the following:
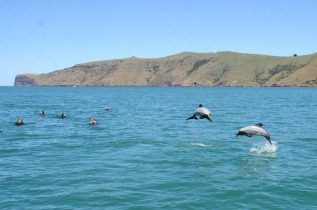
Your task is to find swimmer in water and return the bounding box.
[15,118,24,126]
[90,117,97,125]
[61,113,66,119]
[40,111,45,116]
[105,106,109,111]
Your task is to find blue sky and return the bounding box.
[0,0,316,85]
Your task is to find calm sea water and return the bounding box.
[0,87,316,209]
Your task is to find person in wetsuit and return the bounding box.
[61,113,66,119]
[90,117,96,125]
[40,111,45,116]
[14,118,24,126]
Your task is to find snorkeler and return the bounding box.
[14,118,24,126]
[40,111,45,116]
[105,106,109,111]
[61,113,66,119]
[90,117,96,125]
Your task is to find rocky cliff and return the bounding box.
[14,51,317,87]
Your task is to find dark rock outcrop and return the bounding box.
[14,74,38,86]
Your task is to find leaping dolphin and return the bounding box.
[236,123,272,145]
[186,104,212,122]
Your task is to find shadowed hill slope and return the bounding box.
[14,51,317,87]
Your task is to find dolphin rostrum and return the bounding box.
[186,104,212,122]
[236,123,272,145]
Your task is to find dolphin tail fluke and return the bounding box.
[266,137,273,145]
[262,133,273,145]
[186,115,197,120]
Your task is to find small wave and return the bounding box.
[249,141,278,154]
[189,143,212,147]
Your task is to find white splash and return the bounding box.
[189,143,212,147]
[249,140,278,155]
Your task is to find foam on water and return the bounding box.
[249,140,278,154]
[189,143,212,147]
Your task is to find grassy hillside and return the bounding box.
[14,51,317,87]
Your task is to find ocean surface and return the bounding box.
[0,87,316,209]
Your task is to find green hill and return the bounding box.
[14,51,317,87]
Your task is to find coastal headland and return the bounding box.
[14,51,317,87]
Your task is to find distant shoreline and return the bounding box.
[5,85,316,88]
[14,51,317,87]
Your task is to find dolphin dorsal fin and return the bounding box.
[255,123,263,127]
[199,104,203,107]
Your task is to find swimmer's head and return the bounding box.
[90,117,96,124]
[61,113,66,118]
[40,111,45,115]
